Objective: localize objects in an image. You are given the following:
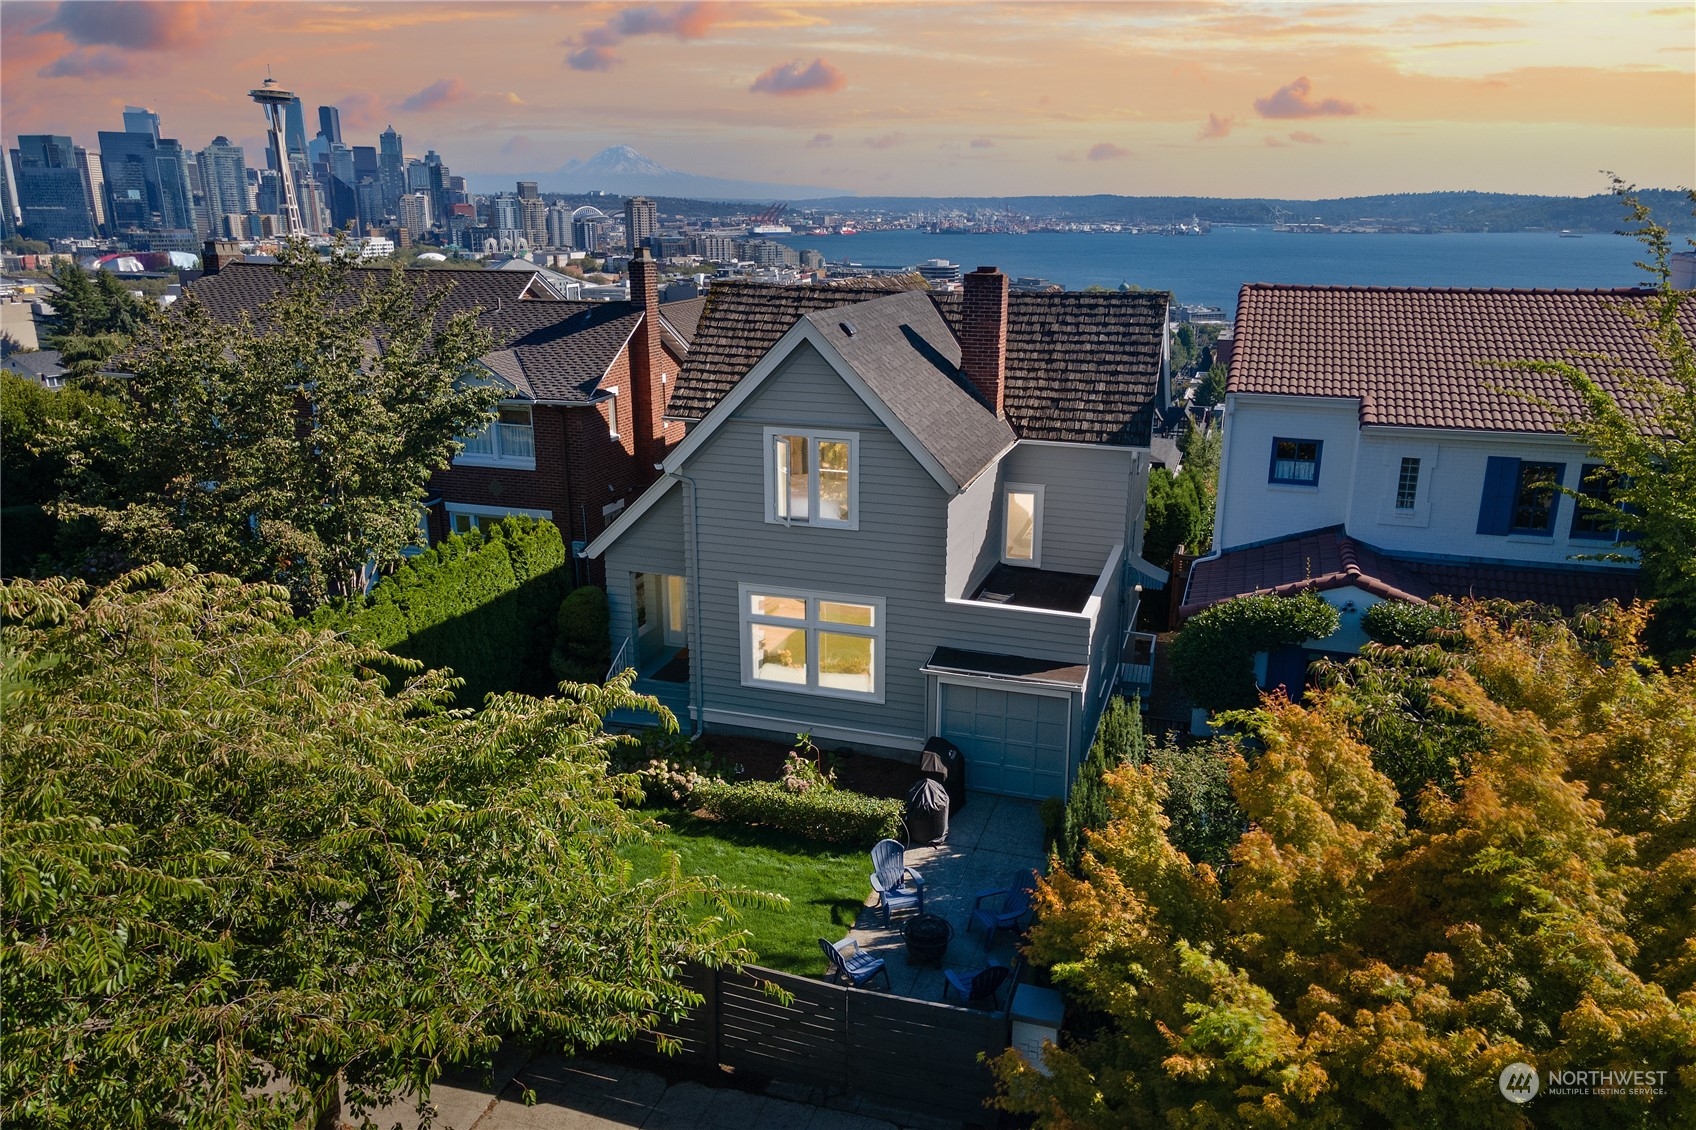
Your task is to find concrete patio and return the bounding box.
[840,792,1048,1002]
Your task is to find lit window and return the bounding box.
[1269,438,1322,485]
[1002,484,1044,566]
[1395,457,1421,510]
[741,585,882,699]
[765,428,857,528]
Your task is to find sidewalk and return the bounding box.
[361,1052,943,1129]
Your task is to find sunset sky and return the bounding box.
[3,0,1691,199]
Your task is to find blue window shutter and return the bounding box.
[1476,456,1520,535]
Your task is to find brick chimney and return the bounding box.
[627,247,669,467]
[201,239,243,276]
[960,266,1008,416]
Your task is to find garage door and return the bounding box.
[938,683,1071,799]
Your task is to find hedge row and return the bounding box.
[315,516,572,707]
[1170,591,1341,712]
[691,779,904,846]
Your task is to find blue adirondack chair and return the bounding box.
[869,838,925,925]
[819,937,891,990]
[942,961,1012,1008]
[968,869,1039,947]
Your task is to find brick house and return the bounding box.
[188,249,703,578]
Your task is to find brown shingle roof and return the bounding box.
[670,279,1169,446]
[185,263,650,404]
[1229,285,1690,433]
[1181,526,1640,618]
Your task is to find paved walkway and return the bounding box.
[842,793,1046,1001]
[361,1053,950,1129]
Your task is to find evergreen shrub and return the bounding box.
[1060,695,1145,872]
[1362,599,1463,649]
[316,516,571,707]
[691,779,904,845]
[552,585,611,684]
[1170,591,1340,712]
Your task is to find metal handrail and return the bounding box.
[606,635,632,683]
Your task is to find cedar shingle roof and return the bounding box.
[1181,526,1640,618]
[1229,285,1691,433]
[670,279,1169,446]
[802,291,1015,488]
[185,262,655,405]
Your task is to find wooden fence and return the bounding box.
[639,962,1010,1124]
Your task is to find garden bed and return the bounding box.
[696,733,916,800]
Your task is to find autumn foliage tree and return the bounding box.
[995,601,1696,1128]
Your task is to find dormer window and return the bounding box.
[764,428,858,529]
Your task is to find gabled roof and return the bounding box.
[1,348,65,382]
[669,279,1170,447]
[1229,285,1692,433]
[1181,526,1640,618]
[659,295,707,344]
[184,262,664,405]
[801,291,1014,488]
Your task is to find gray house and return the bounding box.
[585,268,1170,800]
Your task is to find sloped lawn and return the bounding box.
[623,808,870,974]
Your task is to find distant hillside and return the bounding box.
[469,145,848,202]
[794,190,1695,233]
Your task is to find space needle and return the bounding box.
[249,75,307,236]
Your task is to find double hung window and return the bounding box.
[741,585,882,700]
[766,429,857,528]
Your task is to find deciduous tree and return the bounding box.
[2,566,760,1129]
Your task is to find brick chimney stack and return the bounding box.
[627,247,669,466]
[201,239,243,276]
[960,266,1008,417]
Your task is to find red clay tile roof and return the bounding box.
[1229,285,1692,433]
[1181,526,1640,618]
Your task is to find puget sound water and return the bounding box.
[774,227,1652,315]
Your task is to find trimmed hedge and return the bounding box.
[315,516,572,707]
[692,779,904,846]
[1060,695,1144,872]
[1170,591,1340,712]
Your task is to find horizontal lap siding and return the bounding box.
[692,344,950,744]
[604,486,687,678]
[1002,442,1136,574]
[947,468,999,598]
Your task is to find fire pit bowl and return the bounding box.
[904,913,953,965]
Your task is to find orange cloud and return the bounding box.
[1088,142,1131,161]
[399,78,468,113]
[750,58,846,96]
[1255,75,1359,118]
[41,0,212,49]
[1198,113,1234,139]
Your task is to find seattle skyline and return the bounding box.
[1,1,1692,200]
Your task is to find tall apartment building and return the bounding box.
[397,191,432,236]
[199,137,249,239]
[545,202,572,249]
[516,180,547,249]
[11,134,96,240]
[74,146,106,233]
[624,195,657,253]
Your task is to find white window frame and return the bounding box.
[455,399,537,471]
[602,386,620,440]
[738,583,885,703]
[1001,482,1045,567]
[445,502,552,537]
[762,427,860,530]
[1377,444,1438,528]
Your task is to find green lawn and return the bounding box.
[623,809,870,974]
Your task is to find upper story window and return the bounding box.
[1570,463,1630,542]
[764,428,858,529]
[1394,457,1421,510]
[1002,483,1044,566]
[1511,461,1563,533]
[457,401,536,469]
[740,584,883,701]
[1477,456,1564,537]
[1269,438,1322,485]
